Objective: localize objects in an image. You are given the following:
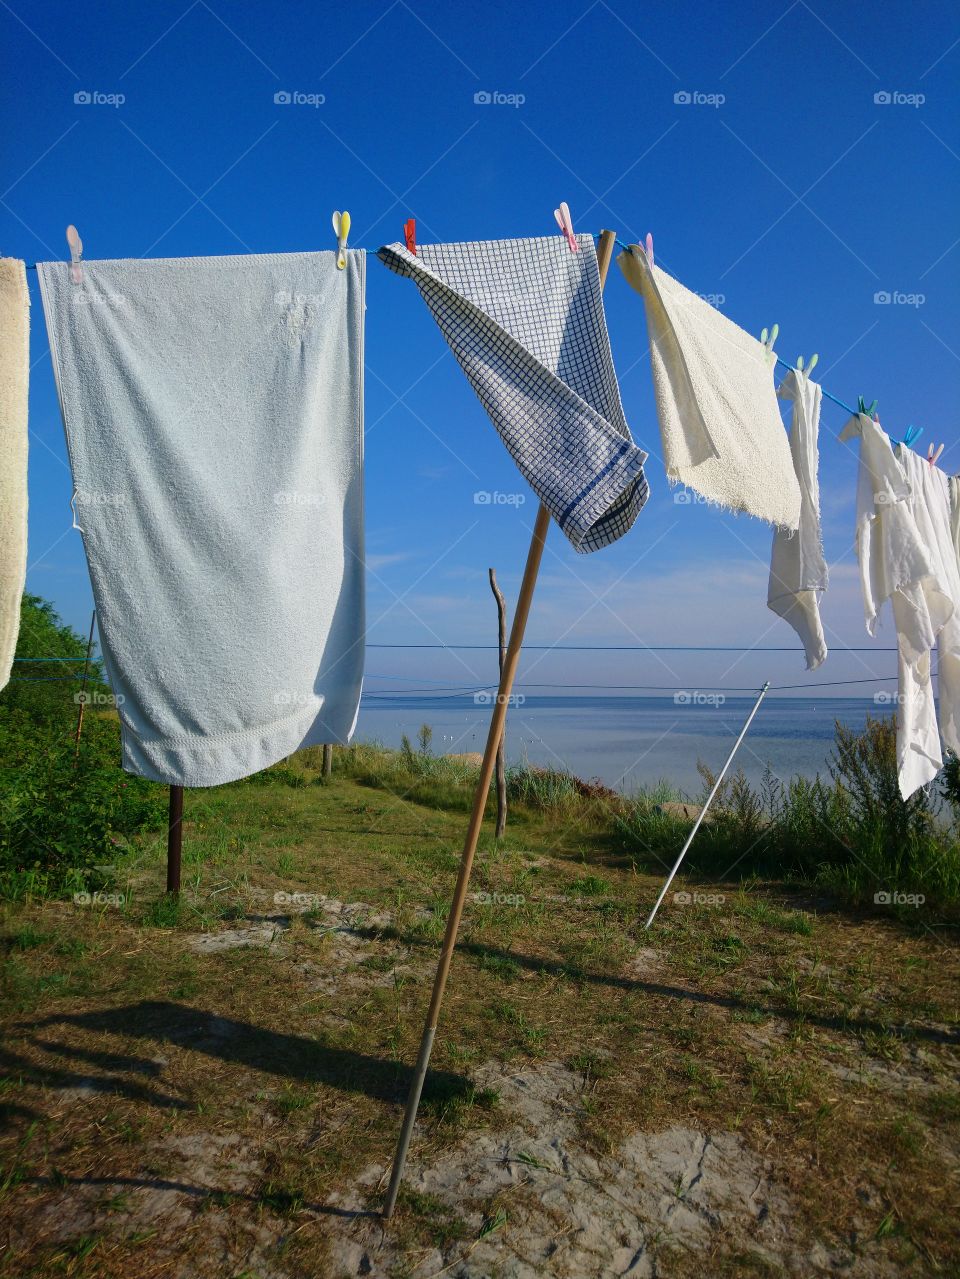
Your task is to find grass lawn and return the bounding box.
[0,754,958,1278]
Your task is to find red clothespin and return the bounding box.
[403,218,416,255]
[554,201,579,253]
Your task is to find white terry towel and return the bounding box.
[839,412,960,798]
[767,370,828,668]
[38,251,365,787]
[618,246,801,530]
[0,259,29,691]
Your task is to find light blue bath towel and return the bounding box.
[39,250,365,786]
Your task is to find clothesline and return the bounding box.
[21,231,874,437]
[11,643,906,658]
[5,673,907,693]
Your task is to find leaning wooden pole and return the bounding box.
[382,229,619,1219]
[488,567,508,838]
[166,785,183,895]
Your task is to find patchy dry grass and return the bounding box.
[0,759,957,1277]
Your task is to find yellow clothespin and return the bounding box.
[332,210,350,270]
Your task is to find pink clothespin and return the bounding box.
[403,218,416,255]
[554,202,579,253]
[66,224,82,284]
[644,232,654,268]
[928,443,944,467]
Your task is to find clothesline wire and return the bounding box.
[6,674,912,693]
[12,644,904,660]
[22,230,870,430]
[367,643,903,652]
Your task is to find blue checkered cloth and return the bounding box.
[377,234,649,552]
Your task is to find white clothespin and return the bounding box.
[797,353,818,376]
[66,224,82,283]
[644,232,654,268]
[332,211,350,270]
[554,201,579,253]
[759,323,779,363]
[928,442,944,467]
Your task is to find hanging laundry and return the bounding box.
[38,251,365,787]
[767,369,828,668]
[618,246,801,530]
[839,412,960,798]
[378,235,648,553]
[0,259,29,692]
[949,475,960,570]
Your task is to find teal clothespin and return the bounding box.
[759,323,779,363]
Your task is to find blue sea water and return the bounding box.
[354,696,892,797]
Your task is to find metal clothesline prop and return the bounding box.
[644,681,771,930]
[381,227,620,1220]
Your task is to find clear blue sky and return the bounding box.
[3,0,958,699]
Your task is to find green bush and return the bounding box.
[614,717,960,911]
[0,595,167,897]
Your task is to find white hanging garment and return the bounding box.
[617,245,800,529]
[840,412,960,797]
[0,258,29,691]
[767,370,828,669]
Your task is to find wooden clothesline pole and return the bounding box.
[382,228,620,1219]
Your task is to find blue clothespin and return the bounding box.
[902,425,923,448]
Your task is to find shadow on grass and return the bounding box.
[354,926,960,1047]
[15,1000,471,1106]
[19,1170,379,1219]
